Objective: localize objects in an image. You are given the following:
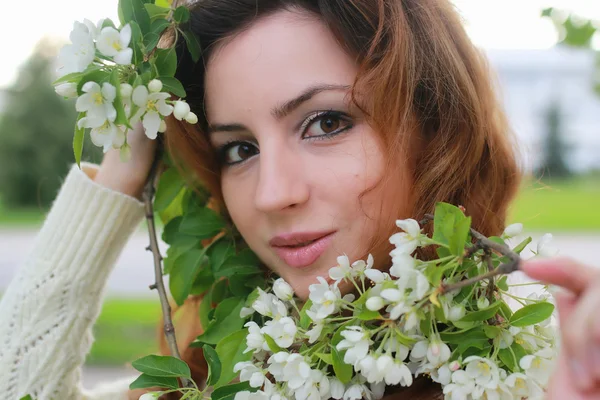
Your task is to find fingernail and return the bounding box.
[571,359,591,390]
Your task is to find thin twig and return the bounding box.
[142,139,192,388]
[421,213,521,295]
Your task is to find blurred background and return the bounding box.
[0,0,599,388]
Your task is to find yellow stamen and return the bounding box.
[93,92,104,105]
[112,40,122,51]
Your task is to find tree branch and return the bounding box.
[142,139,192,388]
[421,213,521,295]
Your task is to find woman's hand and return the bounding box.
[94,122,158,200]
[521,257,600,399]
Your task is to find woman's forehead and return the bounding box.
[203,9,358,125]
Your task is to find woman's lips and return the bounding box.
[271,232,335,268]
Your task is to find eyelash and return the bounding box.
[216,110,354,166]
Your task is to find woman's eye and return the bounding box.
[302,112,352,139]
[221,141,259,165]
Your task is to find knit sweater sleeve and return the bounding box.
[0,162,146,400]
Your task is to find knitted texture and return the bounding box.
[0,162,146,400]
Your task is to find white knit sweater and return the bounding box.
[0,162,147,400]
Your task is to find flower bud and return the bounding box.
[158,119,167,133]
[366,296,384,311]
[185,111,198,124]
[119,143,131,162]
[477,296,490,310]
[148,79,163,93]
[174,100,191,120]
[140,392,161,400]
[55,82,78,98]
[449,360,461,371]
[273,278,294,301]
[120,83,133,98]
[446,304,465,321]
[502,223,523,238]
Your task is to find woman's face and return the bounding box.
[204,9,412,299]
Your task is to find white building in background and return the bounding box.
[485,47,600,173]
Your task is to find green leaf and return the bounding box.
[195,297,245,344]
[199,284,214,329]
[129,373,179,390]
[497,276,509,291]
[510,303,554,327]
[512,237,532,255]
[299,299,313,330]
[173,6,191,23]
[208,240,235,273]
[169,248,207,305]
[154,48,178,78]
[179,207,225,239]
[131,355,191,378]
[73,112,85,167]
[211,382,256,400]
[128,21,144,65]
[459,301,501,322]
[110,69,131,128]
[19,396,33,400]
[145,3,170,19]
[155,168,186,211]
[215,249,262,279]
[120,0,151,35]
[203,345,222,387]
[315,352,333,365]
[190,261,215,295]
[159,76,186,98]
[155,0,173,9]
[215,330,253,388]
[144,19,171,52]
[264,334,283,353]
[331,346,353,384]
[483,325,501,339]
[181,29,201,63]
[498,342,527,372]
[432,202,471,256]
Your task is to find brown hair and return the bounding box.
[130,0,521,398]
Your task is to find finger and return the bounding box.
[520,257,600,296]
[560,279,600,391]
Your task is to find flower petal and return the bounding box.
[132,85,149,107]
[114,48,133,65]
[143,111,161,139]
[120,23,132,46]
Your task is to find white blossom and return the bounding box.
[55,82,78,98]
[536,233,559,257]
[173,100,192,121]
[443,370,476,400]
[251,288,287,319]
[502,223,523,239]
[305,310,324,343]
[463,356,501,392]
[308,277,342,319]
[76,81,117,128]
[131,85,174,139]
[56,21,95,76]
[96,24,133,65]
[139,393,161,400]
[295,369,331,400]
[83,18,106,40]
[389,253,417,277]
[244,321,267,353]
[273,278,294,301]
[89,120,126,152]
[410,338,451,371]
[148,79,163,93]
[519,347,556,386]
[477,296,490,310]
[329,377,345,399]
[234,361,266,388]
[365,296,385,311]
[336,326,372,365]
[445,303,466,321]
[505,372,544,399]
[268,353,311,390]
[389,218,422,255]
[261,317,297,349]
[185,111,198,124]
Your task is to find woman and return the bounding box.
[0,0,599,399]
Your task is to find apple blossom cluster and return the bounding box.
[53,16,197,161]
[233,218,559,400]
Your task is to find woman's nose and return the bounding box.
[254,141,310,213]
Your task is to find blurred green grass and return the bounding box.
[86,298,161,365]
[507,175,600,231]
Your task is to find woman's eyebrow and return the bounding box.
[207,83,351,135]
[270,83,351,119]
